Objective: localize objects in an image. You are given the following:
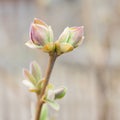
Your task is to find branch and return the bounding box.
[35,53,57,120]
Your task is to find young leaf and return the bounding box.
[46,99,60,111]
[40,104,48,120]
[22,80,35,88]
[23,80,40,93]
[25,40,42,49]
[23,69,36,85]
[47,90,55,101]
[36,79,45,89]
[29,88,40,93]
[45,83,54,93]
[30,61,42,82]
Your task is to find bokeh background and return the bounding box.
[0,0,120,120]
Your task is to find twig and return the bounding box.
[35,53,57,120]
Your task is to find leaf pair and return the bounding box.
[26,18,84,55]
[23,61,43,93]
[44,87,67,111]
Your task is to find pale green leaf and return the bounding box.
[46,99,60,111]
[40,104,48,120]
[23,69,36,85]
[25,40,42,49]
[47,90,55,101]
[36,79,45,89]
[30,61,42,82]
[22,80,35,88]
[29,88,40,93]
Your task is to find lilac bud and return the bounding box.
[69,26,84,47]
[26,18,54,53]
[55,26,84,55]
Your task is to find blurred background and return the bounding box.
[0,0,120,120]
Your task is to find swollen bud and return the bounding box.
[55,26,84,55]
[26,18,55,53]
[54,87,67,99]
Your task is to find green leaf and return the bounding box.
[30,61,42,82]
[54,87,67,99]
[23,69,36,85]
[36,79,44,89]
[40,104,48,120]
[22,80,35,88]
[22,80,40,93]
[46,99,60,111]
[46,90,55,101]
[29,88,40,93]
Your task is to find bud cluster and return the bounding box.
[26,18,84,55]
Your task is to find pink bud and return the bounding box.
[55,26,84,54]
[28,18,54,47]
[30,18,48,46]
[30,23,47,46]
[70,26,84,47]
